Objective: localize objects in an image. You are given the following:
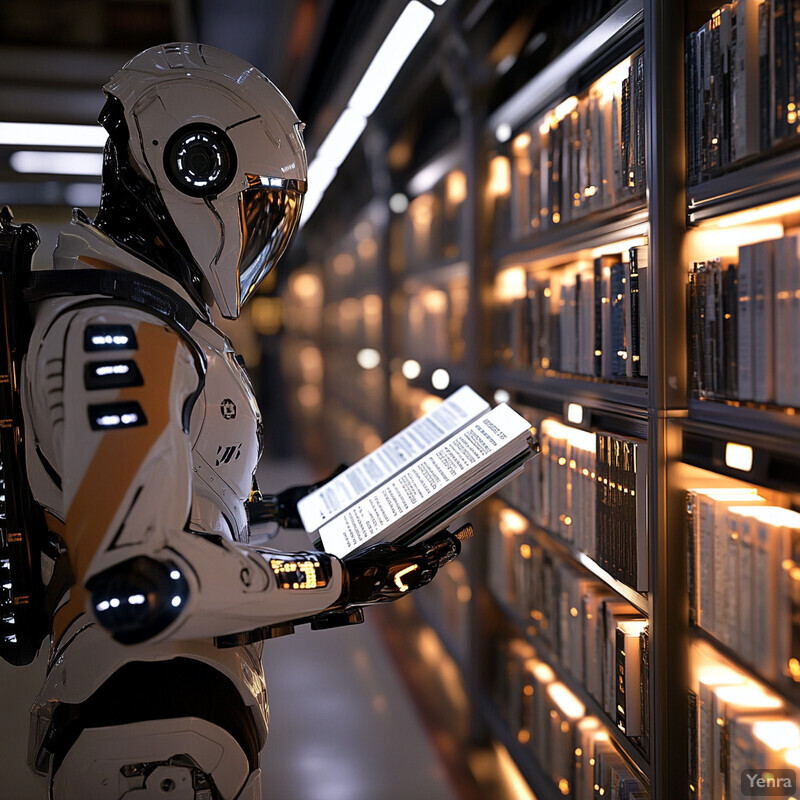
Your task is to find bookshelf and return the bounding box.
[287,0,800,797]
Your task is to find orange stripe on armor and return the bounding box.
[53,321,180,645]
[77,256,121,271]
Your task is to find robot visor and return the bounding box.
[236,177,306,309]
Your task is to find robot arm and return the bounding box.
[29,303,346,646]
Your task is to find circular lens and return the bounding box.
[164,125,236,197]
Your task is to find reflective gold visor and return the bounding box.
[237,177,306,308]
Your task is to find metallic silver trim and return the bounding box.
[257,176,307,193]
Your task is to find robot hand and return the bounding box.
[306,523,474,631]
[247,464,348,528]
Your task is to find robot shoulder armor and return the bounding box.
[45,302,206,433]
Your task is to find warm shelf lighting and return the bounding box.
[356,348,381,369]
[752,719,800,752]
[706,195,800,227]
[401,359,421,379]
[590,236,647,258]
[431,368,450,390]
[495,266,527,301]
[493,388,511,404]
[714,683,782,711]
[725,442,754,472]
[498,507,528,536]
[446,169,467,204]
[566,402,584,425]
[547,682,586,720]
[528,659,556,684]
[488,155,511,197]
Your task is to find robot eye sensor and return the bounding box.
[164,123,237,198]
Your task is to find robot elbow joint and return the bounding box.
[87,556,190,644]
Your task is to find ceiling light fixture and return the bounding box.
[0,121,106,149]
[301,0,438,226]
[10,150,104,176]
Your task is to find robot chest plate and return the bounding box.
[188,324,261,536]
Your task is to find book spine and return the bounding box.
[634,439,648,592]
[720,4,732,167]
[629,248,641,377]
[774,236,791,405]
[688,266,699,394]
[624,259,634,378]
[640,624,650,756]
[593,257,604,376]
[687,31,699,183]
[611,261,627,377]
[737,244,754,400]
[687,491,698,627]
[722,261,738,398]
[615,626,628,734]
[634,49,646,193]
[709,9,722,171]
[790,237,800,407]
[688,688,699,800]
[773,0,789,141]
[695,263,708,397]
[621,74,632,194]
[759,0,772,151]
[752,238,775,403]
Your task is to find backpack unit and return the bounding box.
[0,206,49,666]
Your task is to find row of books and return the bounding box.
[487,507,650,751]
[687,234,800,406]
[402,278,469,366]
[500,415,649,592]
[499,51,646,242]
[321,294,384,352]
[491,636,651,800]
[686,0,800,185]
[687,487,800,684]
[494,246,649,382]
[402,173,465,269]
[690,658,799,800]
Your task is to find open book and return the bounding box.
[298,386,537,558]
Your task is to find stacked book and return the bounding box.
[689,662,799,800]
[686,0,800,185]
[491,635,651,799]
[487,514,651,754]
[687,488,800,682]
[503,50,646,242]
[687,234,800,406]
[494,245,649,381]
[531,418,649,592]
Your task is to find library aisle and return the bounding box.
[256,457,461,800]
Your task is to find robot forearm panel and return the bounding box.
[86,531,345,644]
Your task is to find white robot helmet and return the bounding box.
[97,42,307,318]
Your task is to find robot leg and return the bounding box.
[50,717,262,800]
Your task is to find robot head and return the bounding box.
[98,43,307,318]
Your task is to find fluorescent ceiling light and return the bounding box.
[10,150,104,176]
[317,108,368,169]
[348,1,435,117]
[0,121,107,148]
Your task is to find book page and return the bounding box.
[318,403,532,557]
[297,385,490,532]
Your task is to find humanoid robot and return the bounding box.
[17,43,466,799]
